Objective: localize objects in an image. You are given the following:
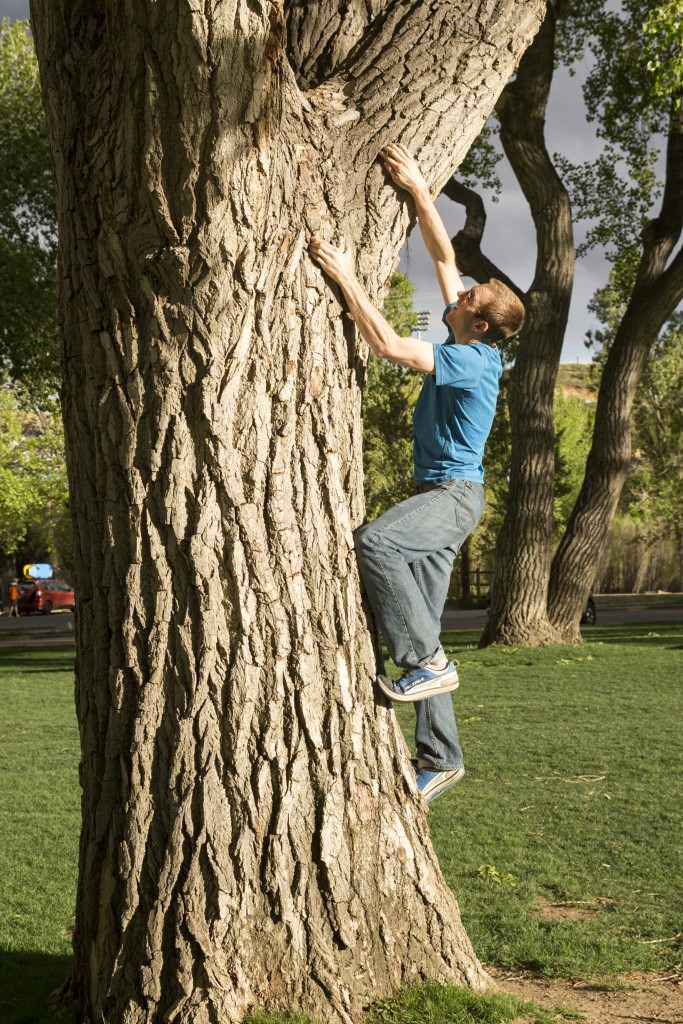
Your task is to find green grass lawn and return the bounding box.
[1,623,681,1023]
[0,648,78,1024]
[394,625,683,982]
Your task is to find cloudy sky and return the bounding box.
[2,2,651,362]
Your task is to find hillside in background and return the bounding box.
[556,363,598,404]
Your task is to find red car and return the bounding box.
[17,579,75,615]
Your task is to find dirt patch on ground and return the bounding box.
[536,894,600,921]
[489,968,683,1023]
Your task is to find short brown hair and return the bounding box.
[471,279,525,343]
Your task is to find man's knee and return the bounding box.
[354,521,378,567]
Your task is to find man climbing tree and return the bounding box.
[312,143,524,806]
[28,1,545,1020]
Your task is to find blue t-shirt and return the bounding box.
[413,305,502,484]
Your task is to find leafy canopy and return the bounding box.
[0,19,59,399]
[643,0,683,110]
[626,317,683,536]
[0,379,70,560]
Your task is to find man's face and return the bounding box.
[444,287,488,343]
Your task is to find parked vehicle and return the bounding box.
[17,579,75,615]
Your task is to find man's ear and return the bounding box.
[473,319,489,336]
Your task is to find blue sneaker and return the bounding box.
[377,661,459,703]
[414,760,465,804]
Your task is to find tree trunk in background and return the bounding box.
[480,1,572,647]
[29,0,545,1021]
[548,105,683,641]
[447,2,573,647]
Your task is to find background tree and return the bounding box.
[628,318,683,585]
[0,20,67,581]
[552,388,595,539]
[0,18,58,402]
[444,0,683,645]
[469,371,596,595]
[0,381,70,564]
[0,385,36,554]
[592,312,683,592]
[363,272,419,519]
[29,2,546,1021]
[547,0,683,637]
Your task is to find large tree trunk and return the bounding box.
[446,1,572,647]
[547,104,683,641]
[29,1,545,1020]
[481,0,572,647]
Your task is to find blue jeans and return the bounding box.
[355,479,485,770]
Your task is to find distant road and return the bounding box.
[0,609,74,632]
[0,609,75,647]
[0,603,680,648]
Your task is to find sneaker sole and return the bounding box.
[377,671,460,703]
[421,766,465,803]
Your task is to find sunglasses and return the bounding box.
[462,288,483,317]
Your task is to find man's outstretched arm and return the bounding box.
[380,143,463,307]
[309,237,435,374]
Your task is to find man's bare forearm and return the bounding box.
[412,187,456,267]
[380,144,455,266]
[379,143,462,304]
[339,275,397,359]
[308,233,435,373]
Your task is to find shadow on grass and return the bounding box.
[585,624,682,648]
[0,950,73,1024]
[0,656,75,674]
[441,624,683,655]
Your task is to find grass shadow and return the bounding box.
[0,656,75,674]
[584,624,682,647]
[0,950,73,1024]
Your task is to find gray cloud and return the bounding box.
[0,1,29,18]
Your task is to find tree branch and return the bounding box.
[658,242,683,309]
[495,4,573,298]
[441,177,523,297]
[636,102,683,294]
[285,0,390,88]
[307,0,546,193]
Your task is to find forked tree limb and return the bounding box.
[441,177,523,297]
[307,0,547,191]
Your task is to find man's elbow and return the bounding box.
[378,329,405,361]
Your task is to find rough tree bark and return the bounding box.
[547,104,683,640]
[445,0,572,646]
[29,1,545,1021]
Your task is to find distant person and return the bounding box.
[310,142,524,804]
[8,579,20,618]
